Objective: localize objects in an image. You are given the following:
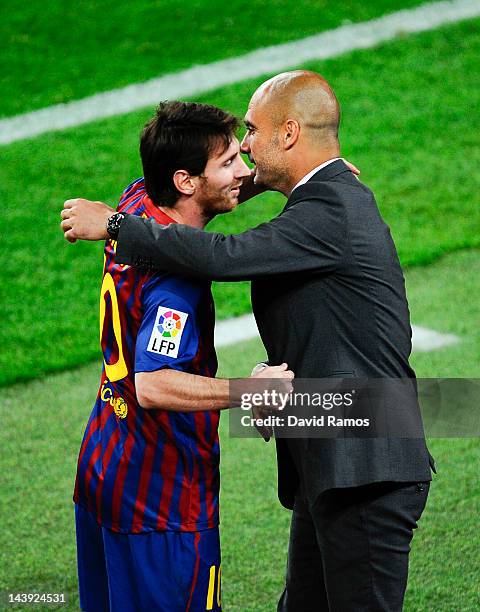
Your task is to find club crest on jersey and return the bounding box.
[113,397,128,419]
[147,307,188,358]
[100,381,128,419]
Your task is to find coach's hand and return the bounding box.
[61,198,114,243]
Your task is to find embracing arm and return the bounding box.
[135,364,293,411]
[116,198,344,281]
[135,370,229,411]
[60,187,345,281]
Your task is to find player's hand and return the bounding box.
[344,159,361,176]
[251,362,294,382]
[60,198,114,243]
[250,362,294,441]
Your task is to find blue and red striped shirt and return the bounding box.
[74,178,219,534]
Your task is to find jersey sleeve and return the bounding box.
[135,276,201,373]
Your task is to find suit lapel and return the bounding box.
[284,159,351,211]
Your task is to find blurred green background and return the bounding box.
[1,1,479,609]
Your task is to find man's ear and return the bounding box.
[173,170,196,196]
[283,119,300,150]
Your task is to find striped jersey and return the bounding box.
[74,178,219,534]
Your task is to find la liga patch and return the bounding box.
[147,307,189,359]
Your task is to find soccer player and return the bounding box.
[73,101,293,612]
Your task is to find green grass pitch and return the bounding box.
[1,0,425,118]
[2,18,480,386]
[1,250,479,611]
[1,1,479,608]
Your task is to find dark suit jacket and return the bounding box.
[116,160,434,509]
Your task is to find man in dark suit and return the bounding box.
[61,71,434,611]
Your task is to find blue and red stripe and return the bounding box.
[74,179,219,534]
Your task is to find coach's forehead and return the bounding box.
[247,71,303,122]
[249,76,281,109]
[245,83,277,125]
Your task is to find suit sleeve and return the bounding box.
[116,198,346,281]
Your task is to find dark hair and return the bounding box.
[140,101,239,206]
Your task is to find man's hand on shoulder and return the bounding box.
[60,198,114,243]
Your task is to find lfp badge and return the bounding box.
[147,307,188,358]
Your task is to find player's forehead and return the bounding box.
[210,137,240,161]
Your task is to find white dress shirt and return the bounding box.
[291,158,341,193]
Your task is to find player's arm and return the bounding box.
[135,364,292,411]
[135,280,292,411]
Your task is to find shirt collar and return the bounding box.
[291,158,341,193]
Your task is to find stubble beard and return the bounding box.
[254,135,290,193]
[197,182,237,219]
[255,159,290,194]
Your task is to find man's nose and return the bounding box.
[240,133,250,152]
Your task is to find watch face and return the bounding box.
[107,212,123,238]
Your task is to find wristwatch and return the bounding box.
[106,212,126,240]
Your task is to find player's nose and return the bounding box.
[236,156,251,179]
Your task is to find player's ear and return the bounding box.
[173,170,196,196]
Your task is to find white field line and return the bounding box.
[214,314,460,352]
[411,325,460,351]
[1,0,480,145]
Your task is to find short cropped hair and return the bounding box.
[140,101,239,206]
